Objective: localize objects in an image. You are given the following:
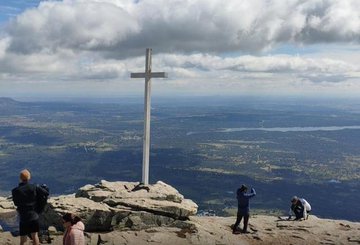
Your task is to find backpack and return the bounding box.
[35,184,50,214]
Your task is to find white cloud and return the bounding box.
[3,0,360,56]
[6,1,140,54]
[1,50,357,83]
[0,0,359,97]
[158,54,357,74]
[0,37,10,59]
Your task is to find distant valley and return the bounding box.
[0,97,359,221]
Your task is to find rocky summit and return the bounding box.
[41,180,198,232]
[1,180,359,245]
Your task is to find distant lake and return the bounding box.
[186,125,360,135]
[217,126,360,133]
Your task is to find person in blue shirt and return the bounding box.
[232,184,256,234]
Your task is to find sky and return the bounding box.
[0,0,359,99]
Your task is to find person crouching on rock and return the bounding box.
[233,184,256,234]
[62,213,85,245]
[288,196,311,221]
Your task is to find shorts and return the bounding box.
[19,219,40,236]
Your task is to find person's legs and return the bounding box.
[19,221,28,245]
[31,232,40,245]
[294,207,303,220]
[233,214,243,233]
[20,235,27,245]
[19,219,40,244]
[242,214,250,233]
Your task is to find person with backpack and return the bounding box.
[12,169,49,245]
[62,213,85,245]
[232,184,256,234]
[288,196,311,220]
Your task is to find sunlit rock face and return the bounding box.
[40,180,198,231]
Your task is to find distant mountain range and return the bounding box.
[0,97,18,106]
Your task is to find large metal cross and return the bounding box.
[130,48,167,185]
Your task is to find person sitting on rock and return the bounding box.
[233,184,256,234]
[62,213,85,245]
[288,196,311,220]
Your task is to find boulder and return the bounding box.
[41,194,114,231]
[104,197,197,219]
[0,197,15,213]
[47,226,58,235]
[112,211,175,230]
[42,180,198,232]
[76,180,185,203]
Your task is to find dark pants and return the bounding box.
[293,206,305,220]
[233,214,249,232]
[19,219,40,236]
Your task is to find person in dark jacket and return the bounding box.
[12,169,49,245]
[232,184,256,234]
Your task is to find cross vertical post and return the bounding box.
[130,48,167,185]
[143,48,151,186]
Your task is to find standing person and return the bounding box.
[288,196,311,220]
[62,213,85,245]
[233,184,256,234]
[12,169,49,245]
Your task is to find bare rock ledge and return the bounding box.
[1,181,359,245]
[40,180,198,232]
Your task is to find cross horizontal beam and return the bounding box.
[131,72,168,79]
